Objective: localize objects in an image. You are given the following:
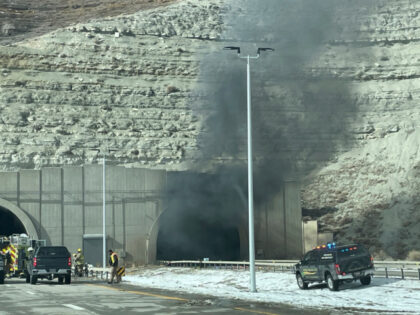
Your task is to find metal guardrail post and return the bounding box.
[385,267,388,278]
[418,269,420,280]
[401,268,404,280]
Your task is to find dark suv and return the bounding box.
[295,243,374,291]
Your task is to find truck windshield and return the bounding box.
[37,247,69,257]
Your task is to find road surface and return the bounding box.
[0,278,329,315]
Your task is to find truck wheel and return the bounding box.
[30,275,37,285]
[0,271,4,284]
[360,275,371,285]
[26,273,30,283]
[58,277,64,284]
[65,274,71,284]
[326,274,339,291]
[296,273,308,290]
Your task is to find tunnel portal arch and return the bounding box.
[155,206,244,261]
[0,198,39,239]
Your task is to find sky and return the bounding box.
[125,267,420,314]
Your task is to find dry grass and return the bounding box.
[1,0,178,44]
[406,250,420,261]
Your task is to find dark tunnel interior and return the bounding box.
[157,171,245,261]
[156,208,241,261]
[0,207,26,236]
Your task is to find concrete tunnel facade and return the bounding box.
[0,166,303,265]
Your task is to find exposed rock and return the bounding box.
[0,0,223,170]
[0,0,420,258]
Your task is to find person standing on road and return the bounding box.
[108,249,119,284]
[73,248,85,276]
[4,248,12,278]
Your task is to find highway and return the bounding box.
[0,278,329,315]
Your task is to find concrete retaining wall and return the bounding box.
[0,165,166,265]
[255,181,303,259]
[0,166,304,263]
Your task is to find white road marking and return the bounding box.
[25,291,36,295]
[63,304,86,311]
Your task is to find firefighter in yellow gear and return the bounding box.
[108,249,119,284]
[4,248,13,277]
[73,248,85,276]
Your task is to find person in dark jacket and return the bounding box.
[108,249,119,284]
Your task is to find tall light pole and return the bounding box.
[101,148,118,272]
[224,46,274,293]
[90,148,117,272]
[102,153,106,272]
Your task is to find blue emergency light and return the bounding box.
[327,242,336,250]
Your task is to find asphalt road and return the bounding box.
[0,278,330,315]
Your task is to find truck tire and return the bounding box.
[58,277,64,284]
[360,275,371,285]
[30,275,37,285]
[0,271,4,284]
[65,274,71,284]
[296,273,308,290]
[326,273,339,291]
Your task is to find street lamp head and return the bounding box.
[223,46,241,54]
[257,47,275,55]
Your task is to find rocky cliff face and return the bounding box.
[0,0,176,44]
[0,0,222,169]
[300,0,420,258]
[1,0,419,258]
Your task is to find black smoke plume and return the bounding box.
[159,0,358,260]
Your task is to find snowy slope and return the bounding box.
[125,267,420,314]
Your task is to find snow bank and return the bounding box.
[125,267,420,314]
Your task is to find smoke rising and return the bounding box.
[159,0,358,260]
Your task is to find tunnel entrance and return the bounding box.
[157,171,244,261]
[156,207,241,261]
[0,207,26,236]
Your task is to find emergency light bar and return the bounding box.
[314,242,336,250]
[341,246,357,252]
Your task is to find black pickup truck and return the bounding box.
[295,243,374,291]
[26,246,72,285]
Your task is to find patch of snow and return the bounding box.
[126,267,420,314]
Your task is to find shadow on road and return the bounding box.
[3,277,109,286]
[307,277,402,291]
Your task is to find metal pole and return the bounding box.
[102,155,106,272]
[223,46,273,293]
[247,56,256,293]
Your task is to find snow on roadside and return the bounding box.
[125,267,420,314]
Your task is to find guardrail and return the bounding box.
[161,260,420,280]
[72,267,111,280]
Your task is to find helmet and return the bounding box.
[77,248,82,252]
[28,247,34,252]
